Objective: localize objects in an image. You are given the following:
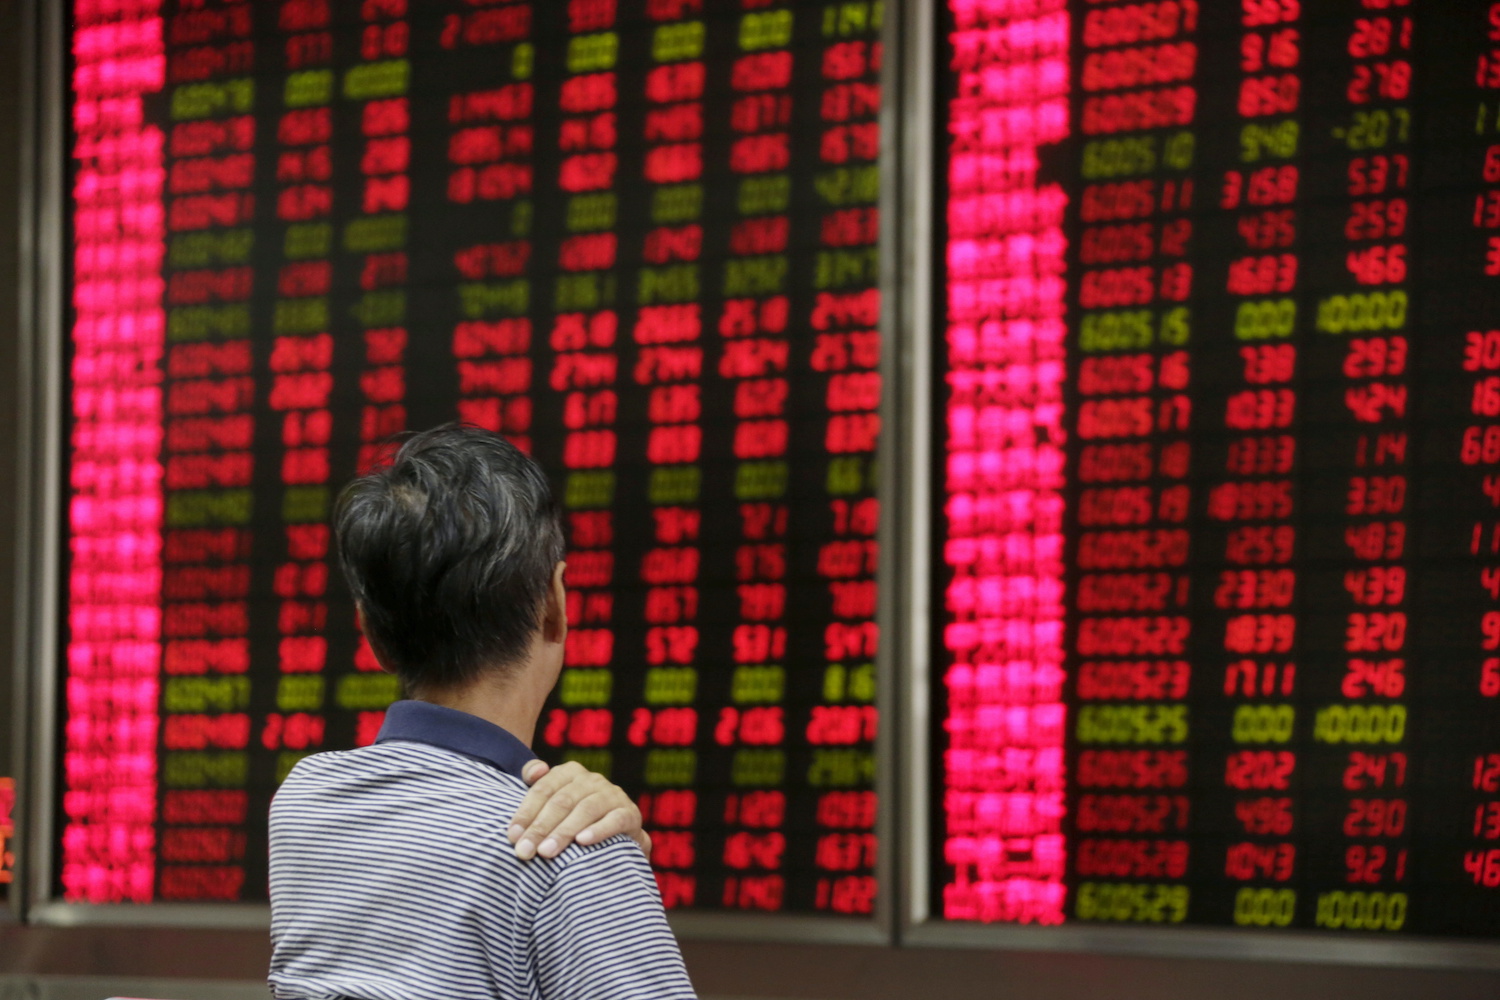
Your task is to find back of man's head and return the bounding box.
[334,424,565,696]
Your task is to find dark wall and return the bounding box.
[3,924,1500,1000]
[0,0,25,919]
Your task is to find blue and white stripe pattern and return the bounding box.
[268,700,697,1000]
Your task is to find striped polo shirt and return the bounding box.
[268,700,697,1000]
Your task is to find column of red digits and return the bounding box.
[350,11,411,478]
[717,0,795,914]
[335,0,414,743]
[1465,0,1500,902]
[940,0,1070,925]
[1215,0,1303,931]
[1070,0,1197,928]
[633,0,707,910]
[264,0,337,776]
[156,1,259,902]
[449,3,535,449]
[540,0,623,788]
[806,0,882,916]
[64,0,169,903]
[1309,0,1414,936]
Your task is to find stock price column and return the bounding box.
[259,0,337,826]
[440,2,536,448]
[1067,0,1197,929]
[1201,0,1304,931]
[716,3,796,914]
[635,2,709,909]
[157,3,259,902]
[317,1,413,745]
[541,0,627,831]
[331,0,413,743]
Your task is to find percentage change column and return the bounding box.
[1422,0,1500,936]
[1304,0,1415,937]
[804,0,882,917]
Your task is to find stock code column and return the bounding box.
[1066,0,1197,928]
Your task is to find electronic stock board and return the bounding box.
[59,0,883,922]
[40,0,1500,958]
[931,0,1500,946]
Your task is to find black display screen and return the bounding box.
[62,0,880,914]
[932,0,1500,938]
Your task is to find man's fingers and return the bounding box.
[508,761,580,844]
[507,762,650,862]
[517,785,608,859]
[575,806,640,847]
[531,792,619,858]
[513,766,601,858]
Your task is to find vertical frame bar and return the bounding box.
[22,0,65,920]
[3,0,41,924]
[872,0,915,944]
[894,0,938,938]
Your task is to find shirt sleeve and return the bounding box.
[530,837,698,1000]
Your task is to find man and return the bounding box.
[268,426,697,1000]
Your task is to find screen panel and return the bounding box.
[60,0,882,920]
[931,0,1500,944]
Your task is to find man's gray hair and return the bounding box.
[334,424,566,693]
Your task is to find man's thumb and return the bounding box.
[522,759,550,784]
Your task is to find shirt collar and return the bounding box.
[375,700,535,779]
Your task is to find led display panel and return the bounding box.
[62,0,881,915]
[933,0,1500,940]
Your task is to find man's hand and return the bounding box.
[509,760,652,861]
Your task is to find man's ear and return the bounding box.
[355,605,396,675]
[544,561,568,643]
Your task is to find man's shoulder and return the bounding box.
[276,740,529,808]
[542,833,652,888]
[270,743,540,883]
